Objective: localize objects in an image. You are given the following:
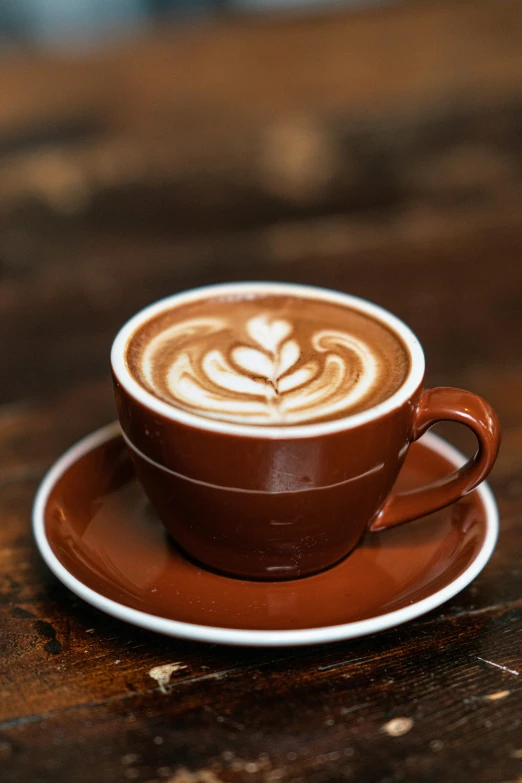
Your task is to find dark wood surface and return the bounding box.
[1,2,522,781]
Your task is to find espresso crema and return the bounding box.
[125,294,410,426]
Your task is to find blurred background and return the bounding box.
[0,1,386,49]
[0,0,521,421]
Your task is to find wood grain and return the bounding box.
[1,210,522,780]
[1,3,522,781]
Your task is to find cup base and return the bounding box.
[166,532,361,582]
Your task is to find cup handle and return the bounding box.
[370,387,501,532]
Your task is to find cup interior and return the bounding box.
[111,282,425,439]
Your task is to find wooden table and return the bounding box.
[1,3,521,781]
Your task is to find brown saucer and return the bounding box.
[33,424,498,646]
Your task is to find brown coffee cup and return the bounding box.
[111,283,500,581]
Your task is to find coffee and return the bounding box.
[125,293,410,426]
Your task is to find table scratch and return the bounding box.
[476,657,520,676]
[318,657,364,671]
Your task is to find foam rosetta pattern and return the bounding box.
[139,313,381,425]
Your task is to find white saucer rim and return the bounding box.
[32,422,499,647]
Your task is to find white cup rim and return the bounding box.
[111,282,425,439]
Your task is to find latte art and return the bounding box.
[127,294,410,425]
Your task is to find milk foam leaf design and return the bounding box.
[233,337,300,387]
[141,317,224,388]
[281,331,378,421]
[232,347,275,380]
[247,315,291,353]
[167,353,270,416]
[203,350,270,396]
[278,362,318,393]
[142,314,379,424]
[232,317,302,398]
[276,340,300,380]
